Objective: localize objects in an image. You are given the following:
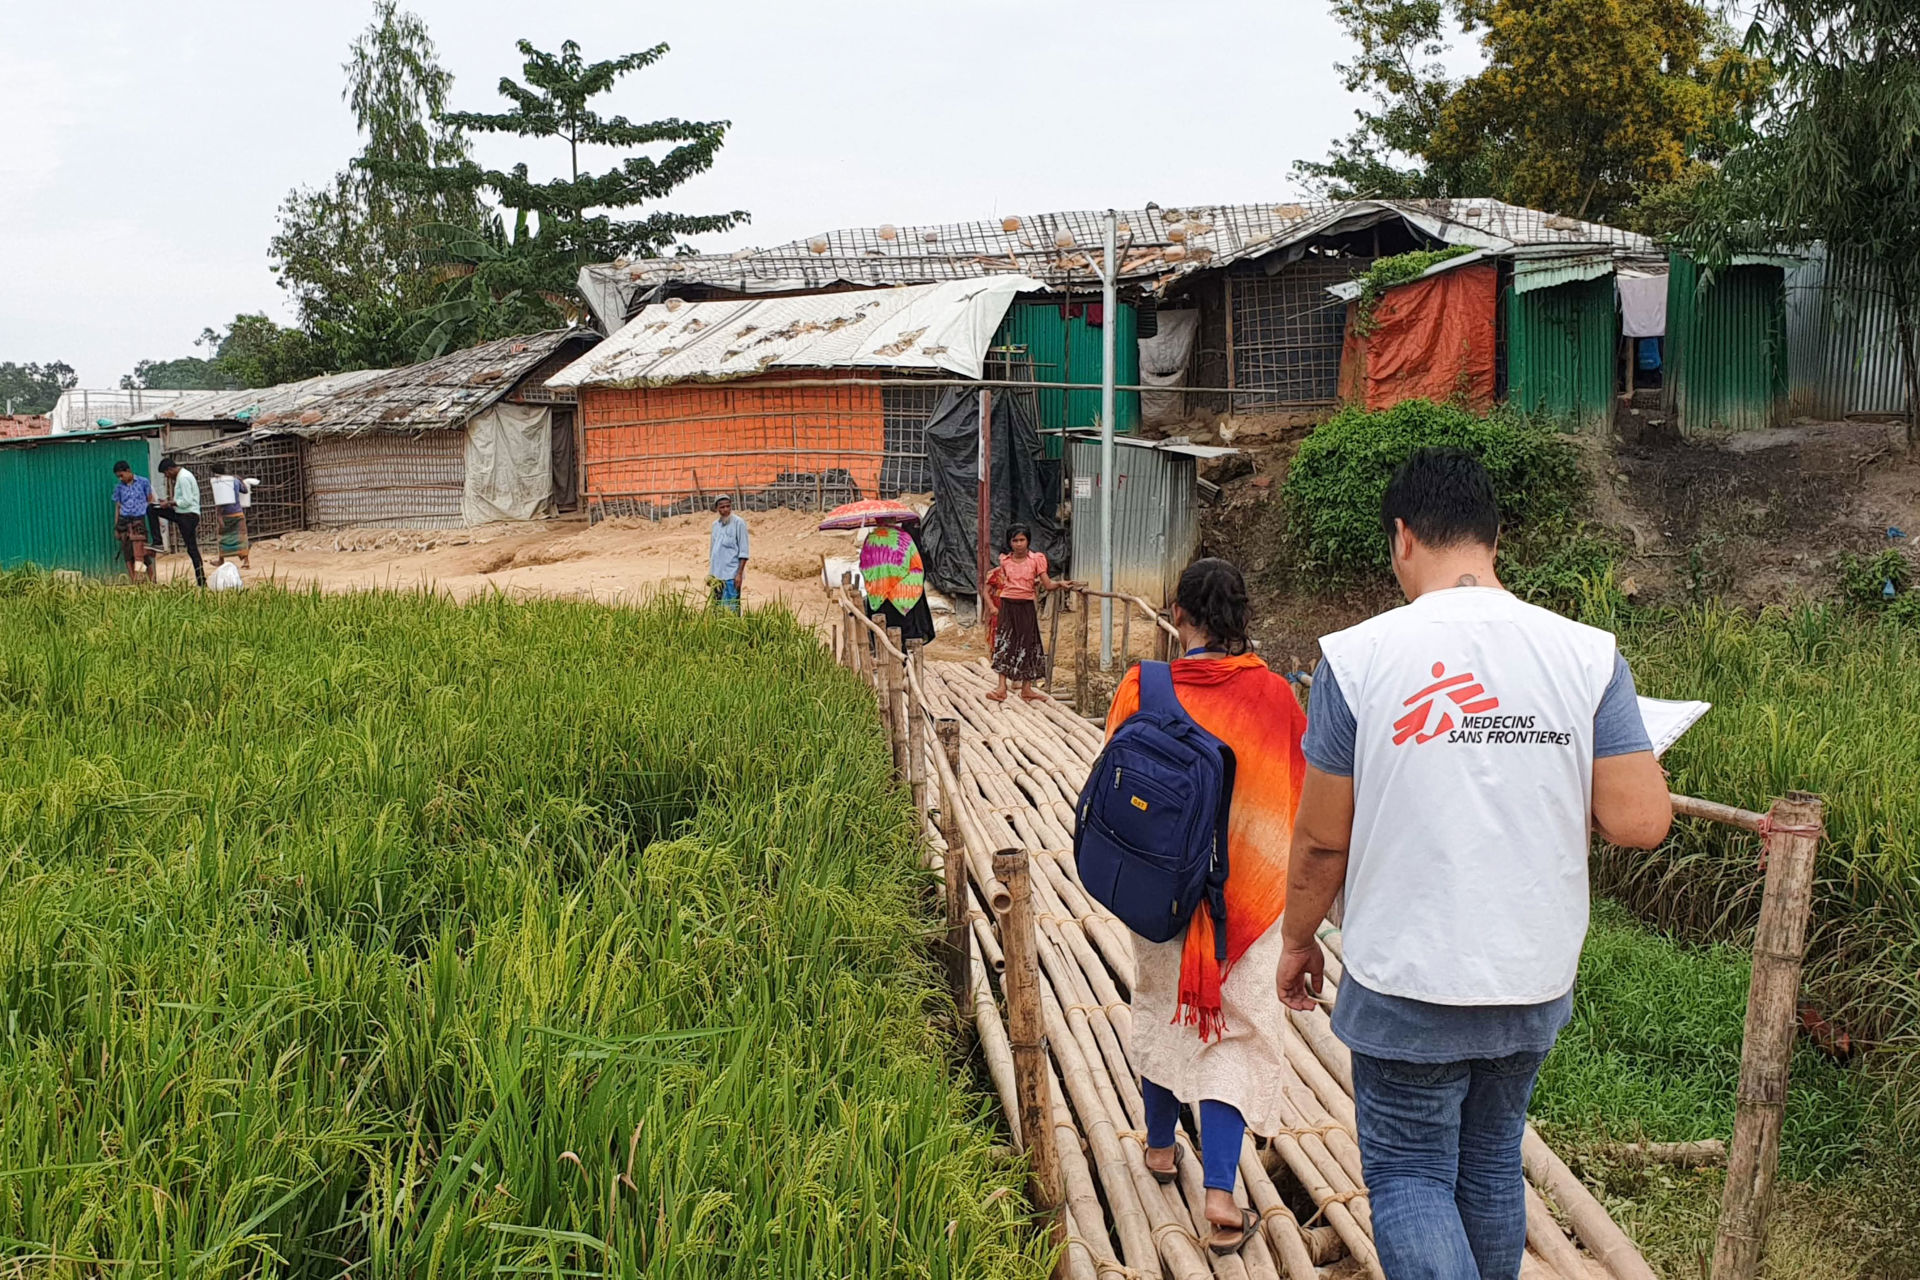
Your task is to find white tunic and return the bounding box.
[1130,920,1292,1137]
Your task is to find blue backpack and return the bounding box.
[1074,661,1236,963]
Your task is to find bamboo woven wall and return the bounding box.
[580,372,888,519]
[305,432,466,530]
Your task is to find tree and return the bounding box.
[403,38,747,323]
[1298,0,1766,227]
[1678,0,1920,444]
[121,316,329,391]
[270,0,480,369]
[0,361,77,415]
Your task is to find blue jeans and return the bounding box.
[1350,1050,1547,1280]
[1141,1077,1244,1192]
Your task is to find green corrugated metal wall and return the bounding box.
[1504,276,1616,432]
[1666,254,1790,434]
[994,298,1139,456]
[0,436,147,577]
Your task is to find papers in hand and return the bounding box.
[1638,696,1711,757]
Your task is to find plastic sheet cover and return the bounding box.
[462,402,554,525]
[919,389,1065,596]
[1338,261,1499,413]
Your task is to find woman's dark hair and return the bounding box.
[1004,523,1031,549]
[1175,557,1251,654]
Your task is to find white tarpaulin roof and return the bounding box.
[550,277,1042,389]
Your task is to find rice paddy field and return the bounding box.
[0,572,1049,1278]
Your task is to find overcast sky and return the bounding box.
[1,1,1458,387]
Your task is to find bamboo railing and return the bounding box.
[825,581,1821,1280]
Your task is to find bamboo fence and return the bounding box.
[827,583,1823,1280]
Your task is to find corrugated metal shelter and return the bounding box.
[112,332,598,530]
[585,199,1656,428]
[1064,435,1233,605]
[995,298,1140,454]
[1786,244,1911,418]
[1504,274,1618,430]
[0,428,159,576]
[552,283,1035,517]
[1667,255,1790,434]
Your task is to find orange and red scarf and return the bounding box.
[1105,654,1307,1039]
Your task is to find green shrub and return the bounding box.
[1351,246,1478,335]
[1837,549,1912,608]
[1282,399,1586,573]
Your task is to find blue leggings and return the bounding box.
[1142,1077,1245,1192]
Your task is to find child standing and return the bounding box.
[987,524,1061,703]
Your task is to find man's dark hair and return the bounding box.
[159,456,177,472]
[1380,447,1500,552]
[112,460,131,473]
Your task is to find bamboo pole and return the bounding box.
[908,640,929,816]
[1047,587,1063,689]
[1713,791,1825,1280]
[1075,592,1091,716]
[994,848,1067,1265]
[1522,1132,1658,1280]
[886,625,908,774]
[936,719,972,1023]
[971,956,1022,1150]
[1600,1139,1726,1167]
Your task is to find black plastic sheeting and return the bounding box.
[920,388,1066,596]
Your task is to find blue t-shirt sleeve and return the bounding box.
[1594,651,1654,757]
[1302,662,1358,777]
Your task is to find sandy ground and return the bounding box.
[157,509,861,629]
[149,508,1163,697]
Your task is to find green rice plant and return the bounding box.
[0,572,1050,1278]
[1536,903,1865,1181]
[1599,602,1920,1138]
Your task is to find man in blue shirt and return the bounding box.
[1277,449,1672,1279]
[111,460,157,584]
[707,495,749,613]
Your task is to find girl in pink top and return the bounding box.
[988,525,1063,702]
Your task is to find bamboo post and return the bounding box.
[1119,606,1131,670]
[907,640,929,815]
[1713,791,1825,1280]
[937,719,971,1021]
[840,574,860,677]
[887,625,909,775]
[993,846,1066,1261]
[1046,586,1063,689]
[1075,590,1091,716]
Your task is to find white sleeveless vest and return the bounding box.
[1318,587,1619,1005]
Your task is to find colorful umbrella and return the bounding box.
[818,498,920,531]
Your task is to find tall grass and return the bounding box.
[0,572,1049,1278]
[1602,603,1920,1136]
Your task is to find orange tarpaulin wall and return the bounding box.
[1338,261,1499,413]
[581,372,885,517]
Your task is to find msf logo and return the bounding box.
[1394,661,1500,746]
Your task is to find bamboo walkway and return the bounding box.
[900,654,1652,1280]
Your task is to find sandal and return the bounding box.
[1144,1144,1180,1185]
[1207,1207,1259,1257]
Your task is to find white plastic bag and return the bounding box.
[209,561,244,591]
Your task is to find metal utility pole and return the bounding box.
[1099,210,1118,671]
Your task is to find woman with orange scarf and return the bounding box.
[1104,558,1307,1254]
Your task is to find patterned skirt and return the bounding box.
[991,597,1047,682]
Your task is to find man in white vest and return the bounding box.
[1277,448,1672,1279]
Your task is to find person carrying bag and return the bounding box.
[1076,557,1308,1255]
